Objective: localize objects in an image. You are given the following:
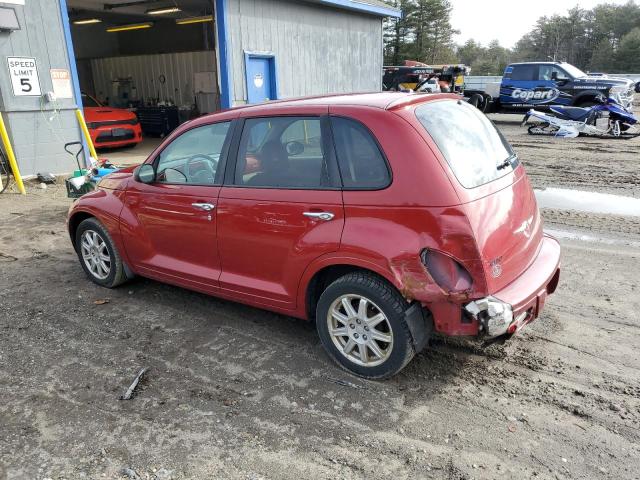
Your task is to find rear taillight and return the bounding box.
[421,250,473,292]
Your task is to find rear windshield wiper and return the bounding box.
[497,154,517,171]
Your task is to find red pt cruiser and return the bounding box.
[67,93,561,379]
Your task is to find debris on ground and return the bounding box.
[120,467,141,479]
[120,368,148,400]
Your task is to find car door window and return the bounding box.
[330,117,391,189]
[539,65,553,81]
[554,67,570,81]
[156,122,231,185]
[234,117,330,188]
[511,65,538,81]
[539,65,567,82]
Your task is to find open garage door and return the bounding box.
[66,0,220,155]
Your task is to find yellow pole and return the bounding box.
[0,112,26,195]
[75,108,98,160]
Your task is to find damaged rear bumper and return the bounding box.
[464,235,561,337]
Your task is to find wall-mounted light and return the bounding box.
[106,22,153,33]
[73,18,102,25]
[175,15,213,25]
[146,6,181,15]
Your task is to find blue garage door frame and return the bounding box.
[215,0,233,109]
[244,52,278,104]
[58,0,91,165]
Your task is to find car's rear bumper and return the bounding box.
[428,234,560,337]
[464,234,561,337]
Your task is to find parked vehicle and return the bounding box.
[82,93,142,149]
[415,77,441,93]
[67,92,561,379]
[383,62,468,94]
[466,62,636,113]
[522,95,639,138]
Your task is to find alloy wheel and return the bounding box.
[327,294,394,367]
[80,230,111,280]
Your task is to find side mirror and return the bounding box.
[551,71,558,81]
[135,164,156,184]
[285,141,305,156]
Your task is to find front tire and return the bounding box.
[576,100,598,108]
[75,218,128,288]
[316,272,416,379]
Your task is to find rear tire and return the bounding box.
[316,272,416,379]
[75,218,128,288]
[467,93,484,110]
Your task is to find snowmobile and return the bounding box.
[521,95,638,139]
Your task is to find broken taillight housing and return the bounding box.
[421,249,473,292]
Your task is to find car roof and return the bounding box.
[214,92,457,115]
[508,61,565,66]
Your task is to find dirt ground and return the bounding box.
[1,101,639,480]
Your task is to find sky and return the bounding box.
[450,0,633,47]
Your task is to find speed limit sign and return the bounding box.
[7,57,41,97]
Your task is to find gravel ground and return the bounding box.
[1,101,639,480]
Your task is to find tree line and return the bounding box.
[384,0,640,74]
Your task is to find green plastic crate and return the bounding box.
[65,177,94,198]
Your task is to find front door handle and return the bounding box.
[303,211,334,221]
[192,202,215,211]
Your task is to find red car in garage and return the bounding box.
[82,93,142,148]
[67,92,561,379]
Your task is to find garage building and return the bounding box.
[0,0,400,176]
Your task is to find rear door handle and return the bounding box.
[192,202,215,211]
[303,211,335,221]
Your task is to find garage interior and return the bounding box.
[67,0,219,159]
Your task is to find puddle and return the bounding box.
[535,188,640,217]
[544,228,640,248]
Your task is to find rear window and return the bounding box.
[415,100,517,188]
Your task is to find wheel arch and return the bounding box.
[300,257,403,322]
[305,261,434,356]
[572,90,604,106]
[68,210,96,250]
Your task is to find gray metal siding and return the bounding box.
[0,0,82,176]
[8,110,81,176]
[90,51,219,113]
[226,0,383,105]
